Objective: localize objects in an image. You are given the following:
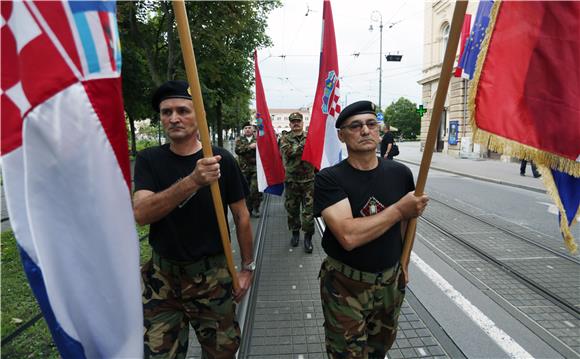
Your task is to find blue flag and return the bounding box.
[549,170,580,252]
[458,0,493,80]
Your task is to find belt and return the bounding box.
[152,251,226,277]
[324,256,399,285]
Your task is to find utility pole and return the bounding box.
[370,11,383,110]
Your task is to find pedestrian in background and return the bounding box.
[520,159,541,178]
[235,122,263,217]
[314,100,429,358]
[279,112,315,253]
[380,123,395,159]
[133,80,256,358]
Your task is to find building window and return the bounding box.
[441,23,450,62]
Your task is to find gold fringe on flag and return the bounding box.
[468,0,580,177]
[468,0,580,253]
[538,166,579,254]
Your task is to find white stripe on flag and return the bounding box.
[320,113,342,169]
[11,82,142,357]
[85,12,113,77]
[256,145,267,192]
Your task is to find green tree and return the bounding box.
[117,1,280,150]
[383,97,420,140]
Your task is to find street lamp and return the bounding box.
[369,10,383,110]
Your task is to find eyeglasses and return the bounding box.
[341,120,379,131]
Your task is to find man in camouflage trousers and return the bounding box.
[134,81,256,359]
[314,101,429,358]
[279,112,315,253]
[235,122,262,217]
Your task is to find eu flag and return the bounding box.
[458,0,493,80]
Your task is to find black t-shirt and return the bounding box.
[314,158,415,272]
[134,144,248,261]
[380,132,394,157]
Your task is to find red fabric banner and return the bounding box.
[302,0,342,170]
[454,14,472,77]
[474,1,580,162]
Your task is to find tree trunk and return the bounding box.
[164,2,176,80]
[129,2,161,86]
[127,113,137,157]
[216,100,224,147]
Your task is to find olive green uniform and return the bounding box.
[279,131,315,234]
[235,135,262,214]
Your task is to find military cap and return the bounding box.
[289,112,303,121]
[335,100,377,128]
[242,122,252,128]
[151,80,192,112]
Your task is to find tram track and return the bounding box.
[420,198,580,318]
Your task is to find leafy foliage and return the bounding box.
[382,97,421,140]
[118,1,280,148]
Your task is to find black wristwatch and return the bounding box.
[242,261,256,272]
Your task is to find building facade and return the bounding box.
[419,1,491,158]
[251,107,312,134]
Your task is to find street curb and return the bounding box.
[397,159,547,194]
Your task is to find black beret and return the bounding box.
[335,100,377,128]
[151,80,192,112]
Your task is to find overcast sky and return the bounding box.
[254,0,425,110]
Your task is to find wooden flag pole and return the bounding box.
[400,1,468,279]
[172,0,239,291]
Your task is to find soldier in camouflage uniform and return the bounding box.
[314,101,429,358]
[235,122,262,217]
[134,81,256,359]
[279,112,315,253]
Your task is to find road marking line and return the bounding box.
[564,321,575,328]
[497,256,558,261]
[411,253,532,358]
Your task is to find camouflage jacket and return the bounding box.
[279,131,314,182]
[235,136,256,173]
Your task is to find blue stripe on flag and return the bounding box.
[72,12,100,74]
[553,170,580,227]
[18,246,86,359]
[110,13,122,71]
[264,183,284,196]
[458,0,493,80]
[69,1,115,14]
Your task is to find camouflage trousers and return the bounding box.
[319,257,405,359]
[141,251,240,359]
[243,170,262,212]
[284,180,314,234]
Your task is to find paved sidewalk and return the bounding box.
[394,141,545,193]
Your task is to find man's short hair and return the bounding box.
[152,80,192,112]
[242,122,252,128]
[289,112,303,121]
[335,100,377,128]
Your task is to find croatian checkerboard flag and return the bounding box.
[302,0,342,170]
[254,50,285,195]
[1,1,142,357]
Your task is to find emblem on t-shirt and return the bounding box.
[360,196,385,216]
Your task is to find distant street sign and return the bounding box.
[386,54,403,62]
[376,112,384,121]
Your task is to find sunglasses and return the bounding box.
[340,120,379,131]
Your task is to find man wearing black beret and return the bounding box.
[133,80,255,358]
[314,100,429,357]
